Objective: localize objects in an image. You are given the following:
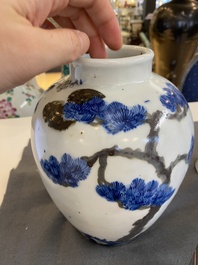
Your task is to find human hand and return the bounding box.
[0,0,122,92]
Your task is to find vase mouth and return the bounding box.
[75,45,154,66]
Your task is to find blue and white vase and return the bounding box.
[31,45,194,245]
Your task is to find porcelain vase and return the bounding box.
[0,78,43,119]
[31,45,194,245]
[150,0,198,88]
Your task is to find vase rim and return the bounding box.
[74,45,154,66]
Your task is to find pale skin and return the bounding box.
[0,0,122,93]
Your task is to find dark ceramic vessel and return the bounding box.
[150,0,198,88]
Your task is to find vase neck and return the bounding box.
[70,46,154,87]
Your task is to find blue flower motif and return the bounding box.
[84,96,106,116]
[41,153,90,187]
[96,181,126,202]
[41,156,61,184]
[63,96,106,123]
[96,178,175,211]
[160,82,188,112]
[63,102,95,123]
[102,103,147,134]
[186,136,194,164]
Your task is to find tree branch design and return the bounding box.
[41,82,194,243]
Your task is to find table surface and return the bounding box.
[0,101,198,205]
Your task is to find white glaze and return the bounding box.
[31,45,194,245]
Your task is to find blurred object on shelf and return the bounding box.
[111,0,144,44]
[127,19,143,45]
[156,0,171,8]
[142,0,156,19]
[121,31,131,44]
[131,19,143,36]
[142,0,156,38]
[0,78,43,119]
[113,0,137,8]
[150,0,198,89]
[117,7,135,32]
[139,31,151,48]
[180,53,198,102]
[136,0,144,15]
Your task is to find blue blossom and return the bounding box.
[96,181,126,201]
[84,96,106,116]
[151,183,175,206]
[41,156,61,184]
[63,96,106,123]
[96,178,175,211]
[41,153,90,187]
[102,103,147,134]
[63,102,95,123]
[186,136,194,164]
[160,82,188,112]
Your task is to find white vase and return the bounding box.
[31,45,194,245]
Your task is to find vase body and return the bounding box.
[0,78,43,118]
[150,0,198,89]
[31,45,194,245]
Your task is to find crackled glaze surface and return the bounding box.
[31,45,194,245]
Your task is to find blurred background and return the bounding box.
[110,0,171,46]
